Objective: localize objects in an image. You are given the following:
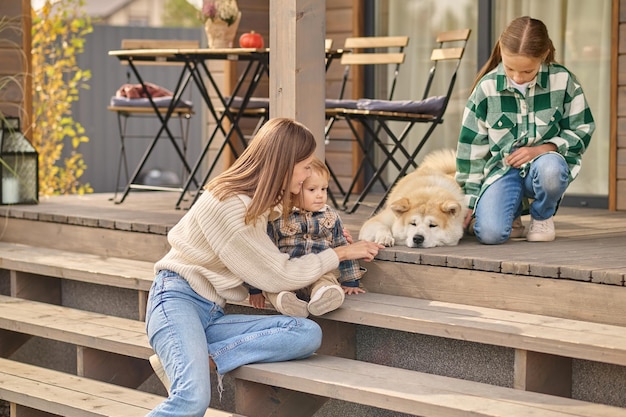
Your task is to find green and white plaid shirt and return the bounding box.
[456,62,595,210]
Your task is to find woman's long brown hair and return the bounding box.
[205,118,316,224]
[471,16,556,91]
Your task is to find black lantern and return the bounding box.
[0,116,38,205]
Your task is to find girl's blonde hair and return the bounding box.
[472,16,556,91]
[205,117,316,223]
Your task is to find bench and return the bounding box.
[231,354,626,417]
[0,358,241,417]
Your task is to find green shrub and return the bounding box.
[31,0,93,195]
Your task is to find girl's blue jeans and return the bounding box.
[473,153,569,245]
[145,269,323,417]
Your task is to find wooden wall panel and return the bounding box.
[0,0,31,129]
[617,180,626,209]
[618,148,626,178]
[615,0,626,209]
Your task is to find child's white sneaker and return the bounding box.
[149,354,171,393]
[526,217,555,242]
[275,291,309,317]
[308,285,345,316]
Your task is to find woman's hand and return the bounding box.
[334,240,384,262]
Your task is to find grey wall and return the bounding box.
[73,25,205,193]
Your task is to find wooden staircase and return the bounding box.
[0,193,625,417]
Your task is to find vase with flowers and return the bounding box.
[202,0,241,49]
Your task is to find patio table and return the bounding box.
[108,47,269,208]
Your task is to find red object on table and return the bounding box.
[239,31,264,48]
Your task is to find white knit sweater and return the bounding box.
[154,191,340,307]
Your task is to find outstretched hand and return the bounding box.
[334,240,384,262]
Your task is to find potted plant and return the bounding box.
[201,0,241,48]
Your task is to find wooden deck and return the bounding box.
[1,192,625,286]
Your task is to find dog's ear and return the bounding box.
[441,201,462,217]
[390,198,411,215]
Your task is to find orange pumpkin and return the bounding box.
[239,31,264,49]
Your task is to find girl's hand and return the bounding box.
[334,240,384,262]
[248,293,266,309]
[463,210,474,230]
[506,143,557,168]
[343,285,366,295]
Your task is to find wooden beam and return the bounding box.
[10,271,61,304]
[514,349,572,397]
[77,347,154,389]
[235,379,327,417]
[269,0,326,159]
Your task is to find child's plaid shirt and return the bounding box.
[456,62,595,210]
[267,205,364,286]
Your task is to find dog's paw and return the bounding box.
[374,232,395,247]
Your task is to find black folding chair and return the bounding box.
[336,29,471,214]
[324,36,409,208]
[108,39,199,204]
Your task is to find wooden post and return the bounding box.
[269,0,326,160]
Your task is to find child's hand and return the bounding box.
[249,293,266,308]
[343,228,354,244]
[343,285,365,295]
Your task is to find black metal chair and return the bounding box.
[324,36,410,208]
[335,29,471,214]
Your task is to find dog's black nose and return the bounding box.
[413,235,424,246]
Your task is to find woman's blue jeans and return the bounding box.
[145,269,323,417]
[473,153,569,245]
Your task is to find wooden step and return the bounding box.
[3,293,622,417]
[0,294,150,359]
[325,292,626,367]
[231,354,626,417]
[0,294,154,389]
[0,241,154,319]
[0,241,154,291]
[0,358,242,417]
[4,240,626,328]
[2,240,626,398]
[1,243,626,414]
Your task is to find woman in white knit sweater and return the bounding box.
[145,118,382,417]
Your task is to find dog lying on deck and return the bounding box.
[359,149,466,248]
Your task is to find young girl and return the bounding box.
[145,118,382,416]
[248,157,366,318]
[456,16,595,244]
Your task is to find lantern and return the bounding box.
[0,116,38,205]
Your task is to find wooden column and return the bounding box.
[269,0,326,159]
[0,0,32,131]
